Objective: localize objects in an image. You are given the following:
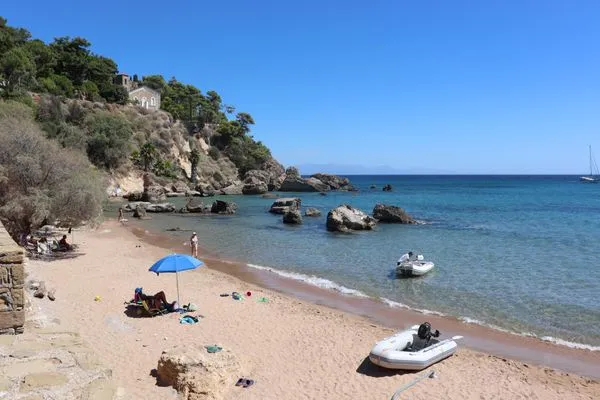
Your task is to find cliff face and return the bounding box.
[51,98,284,195]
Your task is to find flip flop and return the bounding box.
[243,379,255,388]
[235,378,245,386]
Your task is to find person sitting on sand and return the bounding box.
[134,288,177,312]
[58,235,72,251]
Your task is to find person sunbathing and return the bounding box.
[134,288,177,311]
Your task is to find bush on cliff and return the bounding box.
[0,101,105,239]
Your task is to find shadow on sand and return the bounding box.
[356,357,413,378]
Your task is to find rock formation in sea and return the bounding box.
[326,205,377,232]
[372,204,416,224]
[304,208,321,217]
[269,198,301,214]
[283,208,303,224]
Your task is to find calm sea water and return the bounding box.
[120,175,600,349]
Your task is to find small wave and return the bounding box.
[246,264,600,352]
[459,317,600,351]
[380,298,446,317]
[246,263,368,298]
[540,336,600,352]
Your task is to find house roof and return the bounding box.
[129,86,160,96]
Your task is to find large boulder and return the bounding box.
[172,181,190,193]
[283,209,302,224]
[182,199,210,213]
[260,158,286,190]
[156,344,242,400]
[146,203,176,213]
[304,207,321,217]
[123,201,151,212]
[372,204,416,224]
[125,191,144,201]
[133,205,147,218]
[142,173,167,202]
[242,175,268,195]
[211,200,237,214]
[311,173,356,191]
[326,205,377,232]
[219,183,243,195]
[279,176,329,192]
[269,198,301,214]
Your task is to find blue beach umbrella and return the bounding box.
[149,254,204,305]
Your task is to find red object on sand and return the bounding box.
[246,291,252,297]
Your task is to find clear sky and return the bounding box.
[3,1,600,174]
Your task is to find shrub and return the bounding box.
[85,111,133,169]
[0,115,105,239]
[208,146,220,160]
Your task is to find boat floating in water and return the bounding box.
[396,254,434,277]
[369,322,459,370]
[580,145,599,183]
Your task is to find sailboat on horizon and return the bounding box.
[580,145,599,183]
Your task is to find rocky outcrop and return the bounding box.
[181,199,210,213]
[269,198,301,214]
[219,183,243,195]
[311,173,356,191]
[211,200,237,214]
[124,202,151,212]
[283,209,302,224]
[382,184,392,192]
[372,204,416,224]
[261,158,286,190]
[326,205,377,232]
[242,171,269,195]
[125,191,144,201]
[279,168,330,192]
[305,208,321,217]
[146,203,176,213]
[171,181,190,193]
[142,174,167,202]
[133,205,147,218]
[156,345,242,400]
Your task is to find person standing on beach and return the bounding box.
[190,232,198,257]
[118,208,124,222]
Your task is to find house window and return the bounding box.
[133,97,139,104]
[151,97,155,106]
[141,97,148,108]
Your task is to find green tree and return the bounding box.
[0,104,104,239]
[85,112,132,169]
[236,112,255,134]
[189,147,200,184]
[100,84,129,105]
[50,36,91,86]
[141,74,167,91]
[139,142,158,172]
[0,17,31,54]
[24,39,55,78]
[0,47,36,96]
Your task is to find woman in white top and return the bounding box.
[190,232,198,257]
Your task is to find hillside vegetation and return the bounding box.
[0,17,283,238]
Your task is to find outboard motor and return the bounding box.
[417,322,440,345]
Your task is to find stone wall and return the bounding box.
[0,223,24,335]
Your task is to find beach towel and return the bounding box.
[179,315,199,324]
[257,297,268,303]
[205,345,223,353]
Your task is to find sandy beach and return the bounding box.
[24,220,600,400]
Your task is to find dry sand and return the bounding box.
[25,221,600,399]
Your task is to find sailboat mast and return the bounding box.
[590,145,593,176]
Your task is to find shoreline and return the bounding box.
[126,217,600,379]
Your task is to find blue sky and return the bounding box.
[3,1,600,174]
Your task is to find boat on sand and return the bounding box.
[369,322,459,370]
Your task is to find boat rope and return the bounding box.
[389,369,436,400]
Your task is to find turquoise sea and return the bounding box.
[124,175,600,349]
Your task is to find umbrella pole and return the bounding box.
[176,271,181,306]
